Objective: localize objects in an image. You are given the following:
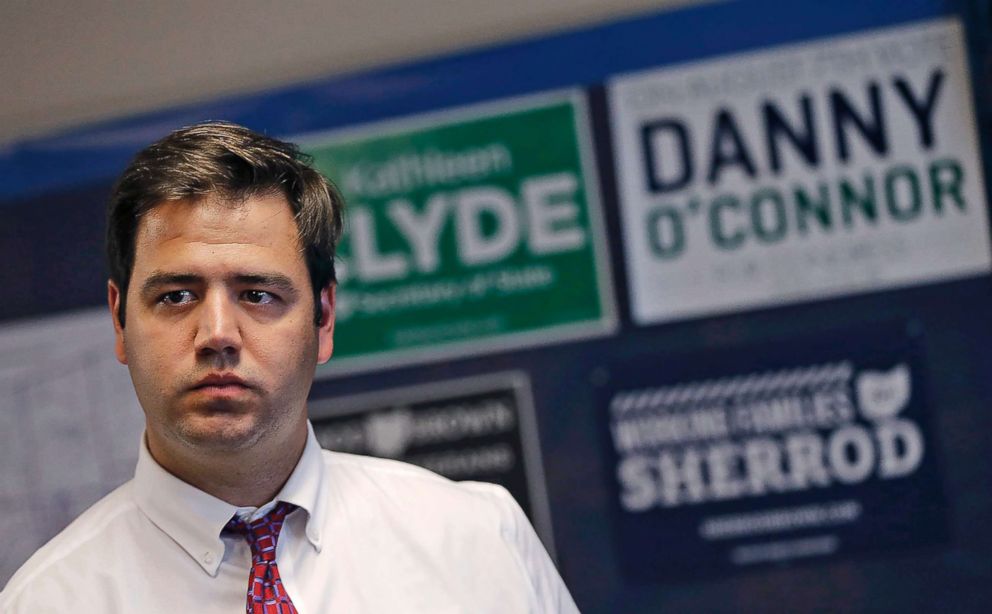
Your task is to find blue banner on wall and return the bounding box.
[599,322,948,582]
[0,0,954,204]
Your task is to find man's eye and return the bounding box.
[243,290,276,305]
[159,290,195,305]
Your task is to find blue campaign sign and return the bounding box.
[598,322,948,583]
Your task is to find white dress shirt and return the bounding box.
[1,423,579,613]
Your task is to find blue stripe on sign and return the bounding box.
[0,0,952,202]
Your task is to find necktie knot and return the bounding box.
[225,501,296,565]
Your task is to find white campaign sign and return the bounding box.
[609,18,992,324]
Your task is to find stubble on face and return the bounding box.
[164,321,318,454]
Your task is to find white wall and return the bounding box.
[0,0,704,146]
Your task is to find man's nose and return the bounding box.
[193,291,243,357]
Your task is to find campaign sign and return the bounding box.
[302,91,614,372]
[599,325,947,582]
[308,372,556,553]
[609,18,992,324]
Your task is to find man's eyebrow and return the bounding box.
[139,272,202,296]
[232,274,298,293]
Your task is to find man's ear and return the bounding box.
[108,280,128,365]
[316,283,336,364]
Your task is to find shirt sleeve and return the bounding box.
[468,482,581,614]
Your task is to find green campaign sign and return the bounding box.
[304,91,615,371]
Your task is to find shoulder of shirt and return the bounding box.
[0,480,137,604]
[319,449,516,509]
[319,451,576,612]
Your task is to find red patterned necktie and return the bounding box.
[225,501,299,614]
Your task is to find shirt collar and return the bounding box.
[273,422,326,552]
[132,422,327,576]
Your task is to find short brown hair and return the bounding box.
[107,121,344,325]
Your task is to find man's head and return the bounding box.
[107,121,344,327]
[105,122,344,470]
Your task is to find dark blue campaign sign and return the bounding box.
[598,322,948,583]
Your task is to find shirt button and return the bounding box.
[203,552,215,565]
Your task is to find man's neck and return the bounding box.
[146,423,309,507]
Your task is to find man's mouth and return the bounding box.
[191,374,252,396]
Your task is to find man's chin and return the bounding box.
[173,412,265,451]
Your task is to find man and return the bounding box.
[0,122,579,613]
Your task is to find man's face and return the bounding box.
[108,193,335,459]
